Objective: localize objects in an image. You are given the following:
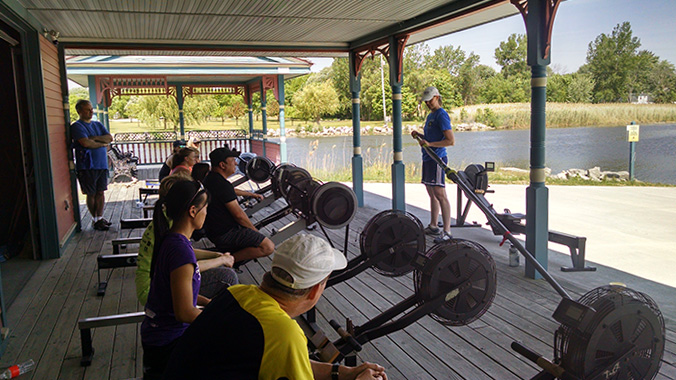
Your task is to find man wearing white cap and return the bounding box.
[411,86,455,243]
[164,234,388,380]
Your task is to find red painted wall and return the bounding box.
[40,36,75,243]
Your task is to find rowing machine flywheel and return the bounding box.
[277,166,311,199]
[311,182,357,229]
[271,163,297,197]
[285,177,321,217]
[360,210,425,277]
[237,152,257,175]
[245,156,274,183]
[555,285,665,379]
[415,239,496,326]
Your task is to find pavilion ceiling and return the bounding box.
[13,0,519,56]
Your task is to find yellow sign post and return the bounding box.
[626,123,639,180]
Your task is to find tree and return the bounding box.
[494,34,528,78]
[648,60,676,103]
[457,54,495,105]
[567,73,595,103]
[480,75,529,103]
[68,87,89,121]
[109,95,130,119]
[224,97,247,125]
[291,81,339,125]
[585,22,641,102]
[427,45,466,76]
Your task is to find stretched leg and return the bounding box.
[425,185,440,228]
[431,186,451,234]
[95,191,105,218]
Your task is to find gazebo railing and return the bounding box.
[112,129,280,165]
[112,130,250,164]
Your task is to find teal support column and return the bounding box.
[260,82,267,157]
[176,85,185,139]
[103,105,110,130]
[349,52,364,207]
[277,75,287,162]
[87,75,103,124]
[389,36,406,211]
[524,0,552,280]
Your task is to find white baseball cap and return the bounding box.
[421,86,441,102]
[271,234,348,289]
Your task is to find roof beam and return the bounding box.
[349,0,505,50]
[61,41,349,55]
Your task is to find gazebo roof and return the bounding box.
[12,0,519,56]
[66,56,313,87]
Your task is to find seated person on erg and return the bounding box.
[135,174,237,307]
[203,147,274,263]
[169,146,199,177]
[164,234,388,380]
[141,180,211,379]
[158,140,184,182]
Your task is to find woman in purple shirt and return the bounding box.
[141,180,210,379]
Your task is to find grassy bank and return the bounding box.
[109,103,676,134]
[453,103,676,129]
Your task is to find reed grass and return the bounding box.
[452,103,676,129]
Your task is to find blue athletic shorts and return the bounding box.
[421,157,447,187]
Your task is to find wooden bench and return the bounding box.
[96,253,139,296]
[120,218,152,229]
[495,212,595,272]
[79,311,145,366]
[112,237,143,254]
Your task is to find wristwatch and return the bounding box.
[331,363,340,380]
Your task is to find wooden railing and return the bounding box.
[112,130,279,165]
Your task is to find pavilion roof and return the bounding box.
[12,0,519,56]
[66,55,312,87]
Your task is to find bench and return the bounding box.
[79,311,145,366]
[495,212,596,272]
[112,237,143,254]
[139,187,159,203]
[120,218,152,229]
[97,253,139,296]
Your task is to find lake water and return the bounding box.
[280,124,676,185]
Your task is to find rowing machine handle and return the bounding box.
[511,342,580,380]
[329,319,362,352]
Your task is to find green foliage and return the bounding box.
[109,95,130,119]
[494,34,528,78]
[68,87,89,121]
[475,108,501,127]
[480,75,529,103]
[585,22,642,102]
[291,81,339,124]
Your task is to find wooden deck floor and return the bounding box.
[1,181,675,379]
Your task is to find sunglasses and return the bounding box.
[186,181,206,209]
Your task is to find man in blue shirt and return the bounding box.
[71,100,113,231]
[411,86,455,243]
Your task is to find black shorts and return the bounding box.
[421,157,447,187]
[77,169,108,195]
[208,226,266,253]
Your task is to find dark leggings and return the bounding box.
[143,338,179,380]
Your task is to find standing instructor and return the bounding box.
[71,99,113,231]
[411,86,455,243]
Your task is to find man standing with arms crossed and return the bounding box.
[71,99,113,231]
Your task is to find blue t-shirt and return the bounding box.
[421,108,452,161]
[70,120,109,170]
[141,233,200,347]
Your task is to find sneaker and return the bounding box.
[433,232,453,243]
[424,225,441,236]
[101,218,112,226]
[93,219,110,231]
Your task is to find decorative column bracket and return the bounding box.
[351,34,409,83]
[246,75,278,101]
[511,0,562,62]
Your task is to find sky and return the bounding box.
[308,0,676,74]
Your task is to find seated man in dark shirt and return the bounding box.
[203,147,274,263]
[164,234,387,380]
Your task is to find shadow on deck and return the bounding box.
[1,182,674,379]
